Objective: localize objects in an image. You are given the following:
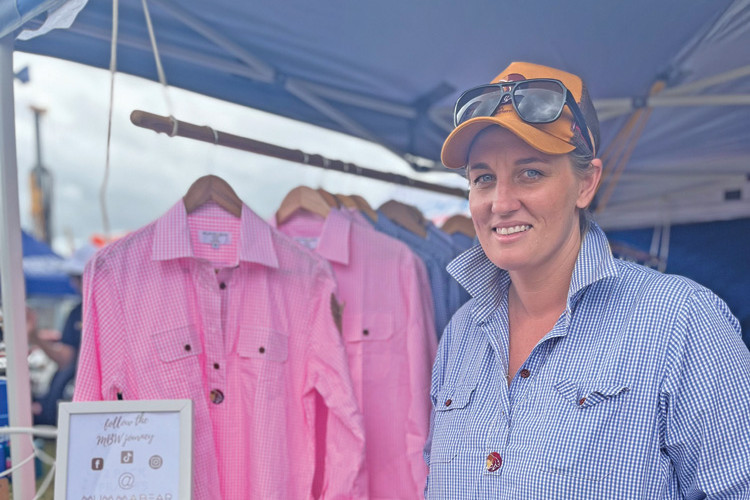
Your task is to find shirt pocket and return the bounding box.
[429,382,478,465]
[343,313,399,378]
[237,326,289,363]
[152,324,203,362]
[538,378,631,482]
[150,325,203,397]
[237,326,290,401]
[343,312,396,344]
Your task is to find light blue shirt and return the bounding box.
[425,222,750,499]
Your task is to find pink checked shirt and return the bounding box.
[275,209,438,499]
[75,202,366,499]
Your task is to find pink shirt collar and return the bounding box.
[273,208,352,266]
[151,200,280,268]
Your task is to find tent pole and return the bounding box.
[130,110,469,198]
[0,34,37,498]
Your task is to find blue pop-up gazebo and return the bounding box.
[19,230,77,296]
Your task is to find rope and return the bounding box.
[34,463,55,500]
[0,428,58,497]
[100,0,119,237]
[142,0,174,116]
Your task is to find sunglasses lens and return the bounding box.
[513,81,565,123]
[455,86,506,126]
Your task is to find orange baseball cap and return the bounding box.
[441,62,599,168]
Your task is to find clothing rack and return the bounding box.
[130,110,468,199]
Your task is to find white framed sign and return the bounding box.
[54,399,193,500]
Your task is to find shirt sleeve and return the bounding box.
[660,290,750,497]
[305,270,367,500]
[402,252,439,497]
[73,255,124,402]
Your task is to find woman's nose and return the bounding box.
[491,181,521,215]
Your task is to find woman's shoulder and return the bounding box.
[607,258,713,302]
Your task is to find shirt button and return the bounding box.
[210,389,224,404]
[184,344,192,352]
[219,282,226,290]
[520,369,530,378]
[258,346,266,354]
[363,329,369,336]
[579,397,587,406]
[444,399,452,407]
[486,452,502,472]
[213,363,220,370]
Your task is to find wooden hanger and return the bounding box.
[337,192,379,222]
[378,200,427,238]
[316,188,340,208]
[183,174,242,217]
[441,214,476,238]
[334,193,357,209]
[350,194,378,222]
[276,185,331,225]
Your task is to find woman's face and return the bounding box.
[467,126,600,276]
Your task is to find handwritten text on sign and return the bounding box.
[66,410,181,500]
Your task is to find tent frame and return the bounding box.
[0,32,37,498]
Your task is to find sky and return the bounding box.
[12,52,469,256]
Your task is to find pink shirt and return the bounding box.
[275,209,438,499]
[75,202,366,499]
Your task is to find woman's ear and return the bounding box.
[576,158,603,210]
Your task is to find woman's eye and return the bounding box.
[472,173,494,186]
[522,169,543,180]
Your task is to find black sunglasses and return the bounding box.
[453,78,595,154]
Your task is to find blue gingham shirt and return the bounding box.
[425,222,750,499]
[369,211,459,336]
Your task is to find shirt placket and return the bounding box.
[480,315,511,483]
[198,264,230,408]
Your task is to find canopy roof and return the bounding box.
[8,0,750,229]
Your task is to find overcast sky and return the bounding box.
[12,52,468,256]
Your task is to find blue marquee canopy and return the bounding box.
[6,0,750,230]
[20,230,76,296]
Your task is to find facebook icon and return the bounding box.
[91,457,104,471]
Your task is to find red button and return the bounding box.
[210,389,224,404]
[579,397,587,406]
[444,399,452,407]
[520,369,530,378]
[486,452,502,472]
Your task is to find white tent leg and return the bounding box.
[0,34,37,499]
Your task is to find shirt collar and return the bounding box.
[313,209,351,265]
[152,201,279,268]
[447,222,618,324]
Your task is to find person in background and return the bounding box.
[27,244,96,426]
[424,61,750,498]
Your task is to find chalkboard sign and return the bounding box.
[55,400,192,500]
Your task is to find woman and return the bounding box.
[424,62,750,498]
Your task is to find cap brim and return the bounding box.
[441,114,576,169]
